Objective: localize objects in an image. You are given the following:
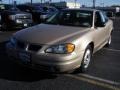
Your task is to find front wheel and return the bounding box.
[80,46,92,73]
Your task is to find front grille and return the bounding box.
[17,41,42,52]
[16,14,32,19]
[34,64,52,71]
[17,41,25,49]
[28,44,42,52]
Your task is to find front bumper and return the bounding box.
[6,42,84,73]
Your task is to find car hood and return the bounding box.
[14,24,90,44]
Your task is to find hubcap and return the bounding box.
[83,49,91,69]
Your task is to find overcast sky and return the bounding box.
[1,0,120,6]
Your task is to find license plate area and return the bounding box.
[19,51,31,64]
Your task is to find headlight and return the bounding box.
[9,15,16,20]
[45,43,75,54]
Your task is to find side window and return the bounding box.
[102,12,109,22]
[95,11,108,27]
[99,11,109,23]
[95,11,102,26]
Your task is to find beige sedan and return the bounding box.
[6,9,113,73]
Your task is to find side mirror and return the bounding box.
[95,22,105,27]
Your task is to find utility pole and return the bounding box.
[49,0,52,3]
[41,0,42,3]
[9,0,10,4]
[31,0,32,4]
[75,0,77,8]
[93,0,96,8]
[0,0,2,3]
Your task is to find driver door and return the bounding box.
[93,11,108,51]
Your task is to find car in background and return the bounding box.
[116,12,120,17]
[6,9,113,73]
[0,4,33,31]
[105,11,115,19]
[38,6,58,21]
[106,11,114,17]
[17,4,58,23]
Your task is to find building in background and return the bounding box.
[51,1,80,9]
[95,7,120,13]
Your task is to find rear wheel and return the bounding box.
[79,46,92,73]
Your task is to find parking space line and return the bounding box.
[79,74,120,85]
[103,48,120,52]
[65,74,120,90]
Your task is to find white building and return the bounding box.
[66,2,80,9]
[51,1,80,9]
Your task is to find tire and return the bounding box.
[106,35,111,47]
[79,45,92,73]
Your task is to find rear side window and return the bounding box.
[99,11,109,23]
[102,12,109,22]
[99,12,106,23]
[95,12,102,22]
[95,11,108,24]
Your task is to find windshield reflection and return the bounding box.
[45,10,93,27]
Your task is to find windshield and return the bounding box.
[45,10,93,27]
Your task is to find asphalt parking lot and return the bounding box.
[0,18,120,90]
